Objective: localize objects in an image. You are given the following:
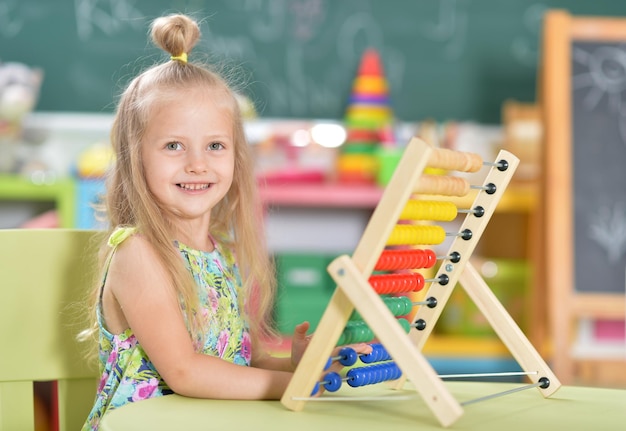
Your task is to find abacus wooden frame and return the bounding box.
[539,10,626,384]
[281,137,560,427]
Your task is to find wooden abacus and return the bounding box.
[280,137,561,427]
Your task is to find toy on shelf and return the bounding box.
[0,61,43,173]
[254,121,344,185]
[76,142,115,179]
[338,49,394,184]
[502,99,541,182]
[74,142,114,229]
[281,137,560,427]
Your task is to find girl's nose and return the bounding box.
[185,150,209,174]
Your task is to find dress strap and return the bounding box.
[99,226,137,301]
[108,226,138,248]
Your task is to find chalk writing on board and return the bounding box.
[0,0,23,38]
[223,0,326,43]
[420,0,467,61]
[244,0,286,43]
[337,11,383,64]
[253,43,341,116]
[74,0,144,41]
[208,0,339,116]
[510,3,547,68]
[589,202,626,263]
[203,25,257,61]
[288,0,326,42]
[572,43,626,144]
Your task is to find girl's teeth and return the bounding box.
[180,183,209,190]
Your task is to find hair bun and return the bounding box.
[150,14,200,59]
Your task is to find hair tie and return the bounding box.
[171,52,188,63]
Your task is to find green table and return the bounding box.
[99,381,626,430]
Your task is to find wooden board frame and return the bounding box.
[281,137,560,427]
[539,10,626,383]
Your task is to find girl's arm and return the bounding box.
[105,235,292,400]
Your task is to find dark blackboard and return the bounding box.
[1,0,626,121]
[572,41,626,294]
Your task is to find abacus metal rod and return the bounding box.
[470,183,497,194]
[457,206,485,216]
[482,160,509,170]
[322,369,538,381]
[412,297,437,308]
[439,371,538,379]
[460,379,547,407]
[437,251,461,263]
[446,229,473,240]
[303,372,545,404]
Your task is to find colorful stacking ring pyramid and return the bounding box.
[337,48,394,183]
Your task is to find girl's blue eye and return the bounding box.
[166,142,182,150]
[209,142,224,150]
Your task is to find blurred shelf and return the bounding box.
[259,182,383,208]
[274,335,510,358]
[259,181,537,212]
[0,175,76,227]
[423,335,509,357]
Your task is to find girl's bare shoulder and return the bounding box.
[109,233,169,284]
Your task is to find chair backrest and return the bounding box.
[0,229,101,431]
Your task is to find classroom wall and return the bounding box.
[1,1,625,123]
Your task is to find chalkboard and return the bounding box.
[1,0,626,122]
[572,42,626,294]
[540,10,626,383]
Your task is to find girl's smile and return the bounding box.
[177,182,212,191]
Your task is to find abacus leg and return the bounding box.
[329,255,464,427]
[458,263,562,397]
[282,138,435,412]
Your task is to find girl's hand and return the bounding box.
[290,321,374,372]
[313,342,373,396]
[325,342,373,374]
[289,322,375,395]
[290,321,311,370]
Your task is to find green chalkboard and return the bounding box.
[1,0,625,122]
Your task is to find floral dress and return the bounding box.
[82,227,251,430]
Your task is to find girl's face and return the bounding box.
[141,91,235,226]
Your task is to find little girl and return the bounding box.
[80,13,369,430]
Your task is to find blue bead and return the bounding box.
[346,368,365,388]
[324,371,343,392]
[339,347,357,366]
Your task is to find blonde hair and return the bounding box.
[82,14,276,352]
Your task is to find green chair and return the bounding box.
[0,229,101,430]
